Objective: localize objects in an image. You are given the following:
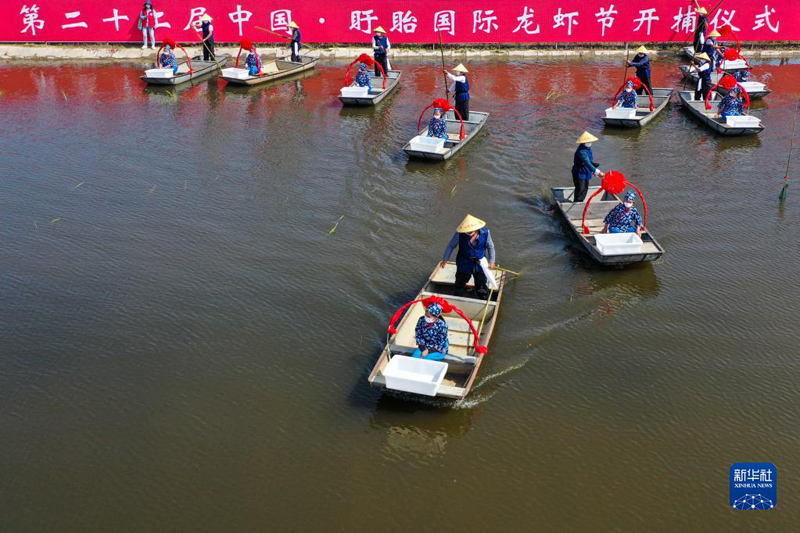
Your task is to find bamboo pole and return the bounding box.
[437,29,450,101]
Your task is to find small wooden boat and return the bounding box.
[403,111,489,161]
[221,55,317,86]
[677,90,764,135]
[678,66,771,99]
[551,186,665,265]
[602,88,673,128]
[141,54,230,85]
[339,70,402,106]
[367,262,506,400]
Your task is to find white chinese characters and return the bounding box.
[513,7,540,35]
[553,8,579,36]
[350,10,378,34]
[20,4,44,35]
[391,11,417,33]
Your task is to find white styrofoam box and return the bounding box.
[740,81,766,92]
[605,107,636,119]
[145,68,175,78]
[222,68,251,80]
[340,86,369,98]
[408,135,446,154]
[725,115,761,127]
[721,59,748,70]
[594,232,643,255]
[383,355,448,396]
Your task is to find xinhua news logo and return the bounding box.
[730,463,777,510]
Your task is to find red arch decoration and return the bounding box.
[718,25,741,53]
[722,47,751,69]
[704,74,751,110]
[580,170,649,235]
[611,76,653,111]
[416,98,466,140]
[344,53,387,90]
[155,37,193,74]
[387,295,488,355]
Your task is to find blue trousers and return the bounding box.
[609,226,636,233]
[412,348,446,361]
[248,66,259,75]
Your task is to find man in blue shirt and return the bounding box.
[571,131,604,202]
[628,46,652,95]
[440,214,496,300]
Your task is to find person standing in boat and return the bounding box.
[716,86,744,120]
[703,30,723,68]
[372,27,390,78]
[354,62,372,90]
[412,302,449,361]
[693,4,708,53]
[289,21,301,62]
[627,46,652,95]
[245,46,262,76]
[444,64,470,121]
[159,44,179,75]
[440,214,495,300]
[139,2,156,50]
[571,131,604,203]
[193,14,215,61]
[602,192,644,236]
[689,52,713,100]
[427,108,448,139]
[613,80,638,109]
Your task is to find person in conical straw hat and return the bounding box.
[193,13,215,61]
[627,45,652,95]
[440,214,496,300]
[689,52,713,100]
[703,29,723,68]
[571,132,604,202]
[289,21,302,62]
[692,2,709,53]
[443,64,471,121]
[372,26,391,78]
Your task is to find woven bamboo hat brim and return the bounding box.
[201,14,213,21]
[456,214,486,233]
[453,64,469,73]
[576,131,599,144]
[289,21,299,29]
[697,7,708,14]
[694,52,711,61]
[374,26,386,34]
[708,30,721,37]
[636,46,648,54]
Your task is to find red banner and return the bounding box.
[3,1,794,44]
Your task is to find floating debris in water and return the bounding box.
[61,90,68,101]
[73,182,85,189]
[329,215,345,235]
[450,184,458,198]
[33,220,38,230]
[51,218,60,224]
[149,185,157,193]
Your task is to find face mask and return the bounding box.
[585,143,592,148]
[624,202,633,208]
[424,316,436,324]
[625,88,633,92]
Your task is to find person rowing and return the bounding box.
[571,131,604,202]
[440,214,496,300]
[289,21,301,63]
[444,64,470,121]
[689,52,713,101]
[613,80,638,109]
[602,192,644,236]
[627,46,652,95]
[372,26,390,78]
[159,44,179,75]
[426,107,448,139]
[693,3,709,53]
[412,302,449,361]
[703,29,724,68]
[354,62,372,90]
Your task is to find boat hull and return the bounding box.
[141,55,230,85]
[403,111,489,161]
[222,56,317,86]
[678,66,771,99]
[602,88,673,128]
[677,90,764,136]
[339,70,402,106]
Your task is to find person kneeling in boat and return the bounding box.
[245,47,262,76]
[716,86,744,120]
[354,62,372,90]
[572,131,604,203]
[412,303,449,361]
[613,80,638,109]
[427,107,448,139]
[440,214,495,300]
[734,70,750,83]
[159,44,179,75]
[602,192,644,236]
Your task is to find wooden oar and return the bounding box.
[621,42,630,87]
[255,26,313,56]
[495,265,522,276]
[437,28,450,101]
[476,288,495,343]
[780,98,799,201]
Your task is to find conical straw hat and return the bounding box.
[201,14,213,21]
[576,131,599,144]
[697,7,707,14]
[453,63,469,73]
[694,52,711,61]
[636,45,648,54]
[708,29,721,37]
[456,214,486,233]
[374,26,386,33]
[289,21,299,29]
